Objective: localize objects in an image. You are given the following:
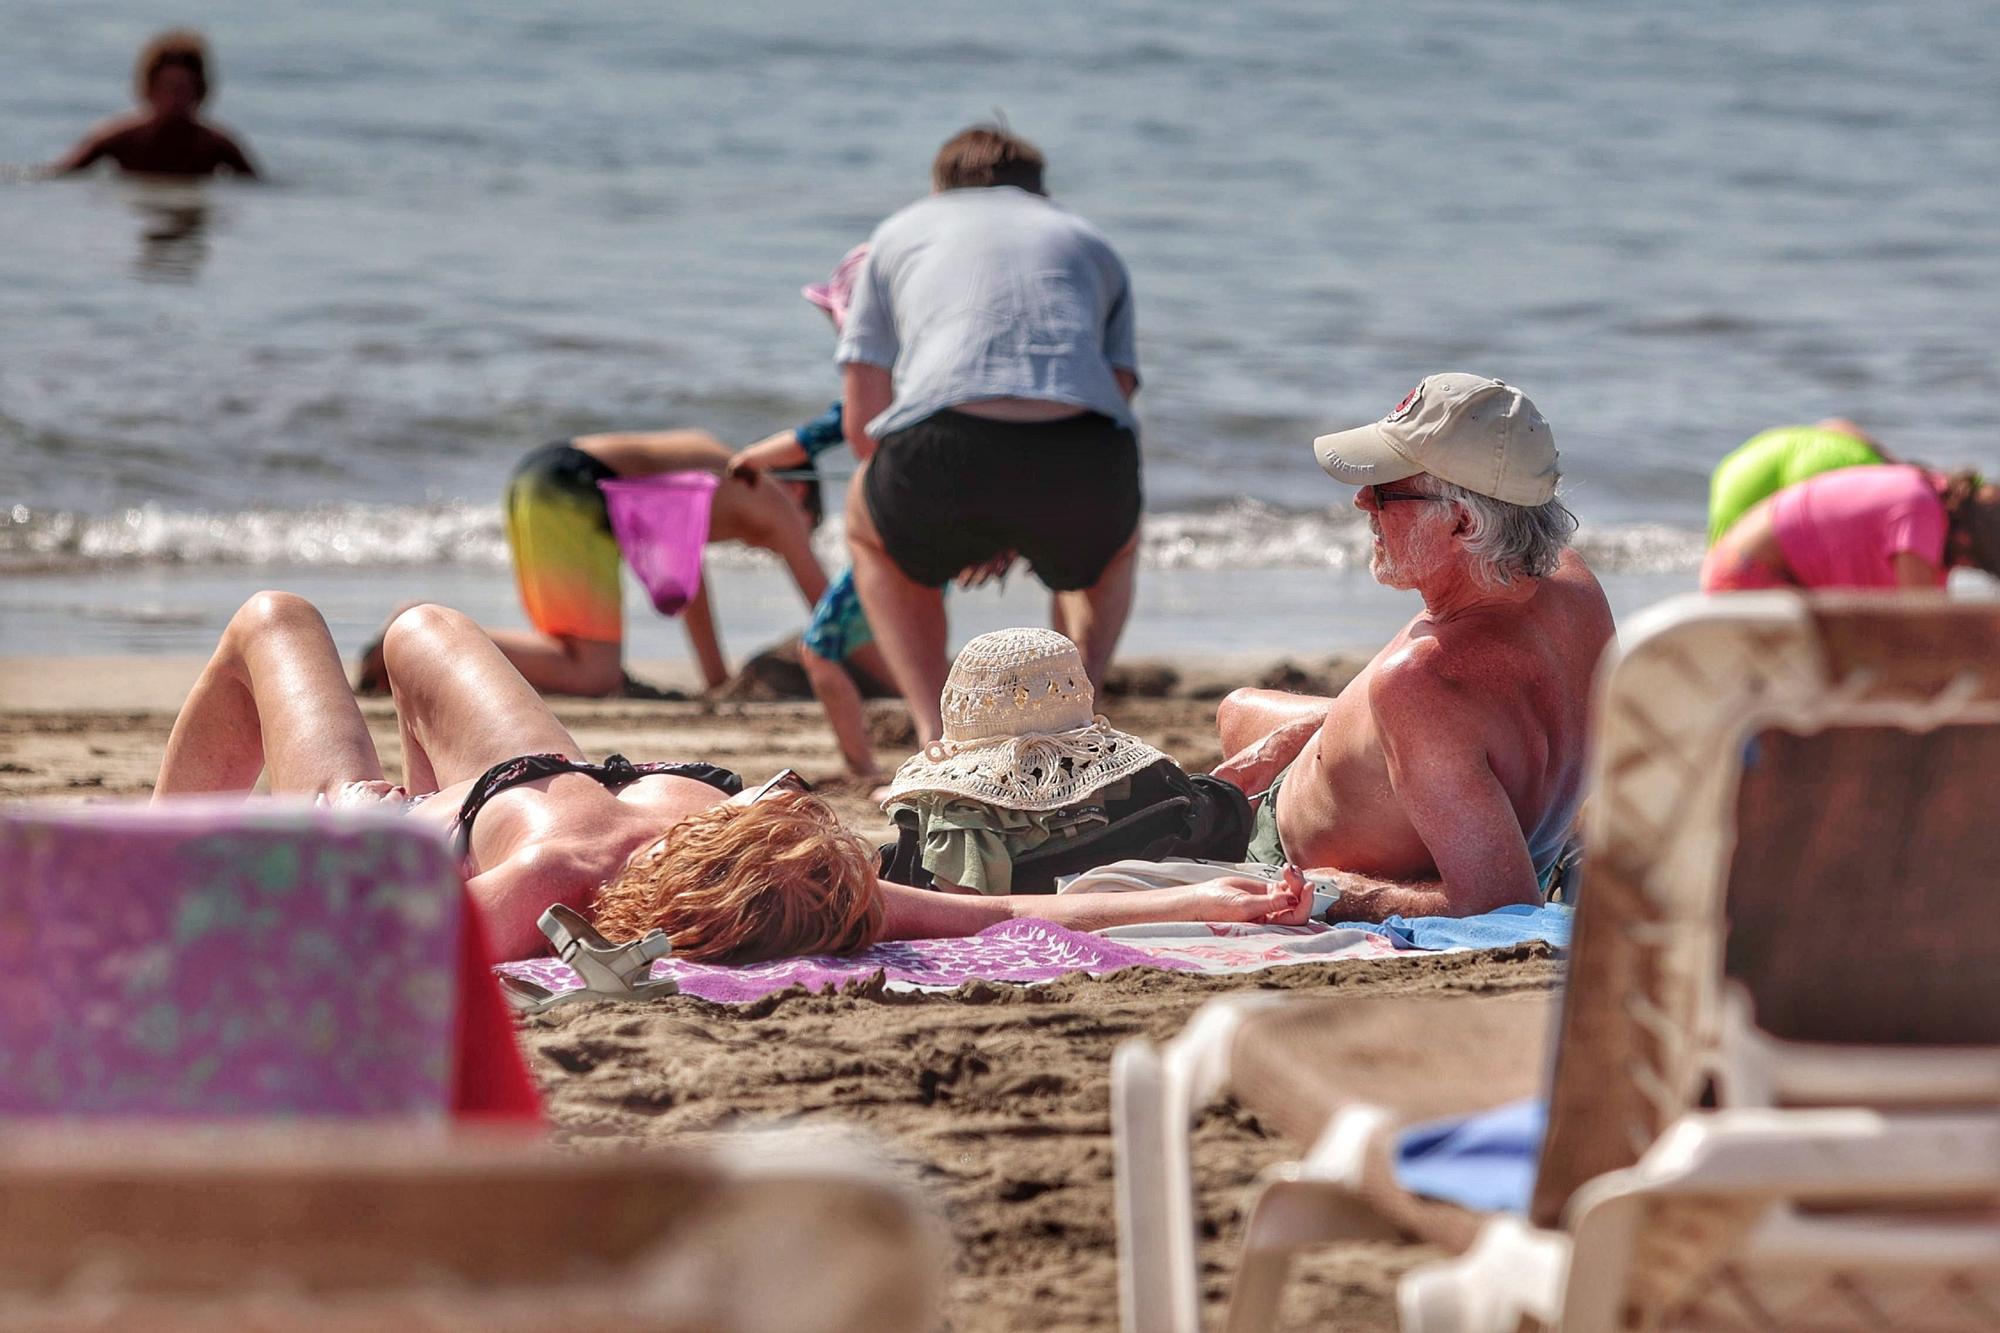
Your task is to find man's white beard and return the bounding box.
[1370,515,1450,591]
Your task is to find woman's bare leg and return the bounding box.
[382,603,585,789]
[155,591,383,800]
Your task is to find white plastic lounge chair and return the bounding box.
[0,1124,943,1331]
[1113,593,2000,1331]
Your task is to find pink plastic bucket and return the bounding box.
[599,471,720,616]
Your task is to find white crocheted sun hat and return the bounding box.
[878,628,1168,813]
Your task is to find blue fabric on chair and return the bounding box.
[1394,1097,1547,1214]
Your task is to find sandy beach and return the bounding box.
[0,650,1561,1330]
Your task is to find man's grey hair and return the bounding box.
[1415,475,1578,586]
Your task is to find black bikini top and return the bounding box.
[449,753,742,860]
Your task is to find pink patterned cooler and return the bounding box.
[0,800,463,1117]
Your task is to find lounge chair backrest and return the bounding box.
[0,800,463,1117]
[1533,593,2000,1227]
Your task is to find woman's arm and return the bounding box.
[876,871,1309,941]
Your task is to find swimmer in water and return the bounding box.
[50,30,259,178]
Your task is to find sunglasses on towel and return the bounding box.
[734,768,812,806]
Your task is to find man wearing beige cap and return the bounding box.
[1213,373,1613,920]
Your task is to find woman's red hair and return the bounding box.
[592,790,883,965]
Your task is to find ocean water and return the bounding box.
[2,0,1996,658]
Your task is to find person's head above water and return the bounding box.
[136,30,213,120]
[1313,373,1578,592]
[590,789,882,965]
[932,124,1046,196]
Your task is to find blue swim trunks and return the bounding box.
[802,567,873,662]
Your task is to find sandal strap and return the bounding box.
[535,904,678,1000]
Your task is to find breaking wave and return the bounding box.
[0,497,1705,577]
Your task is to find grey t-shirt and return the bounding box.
[835,186,1140,441]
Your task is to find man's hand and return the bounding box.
[1185,866,1311,926]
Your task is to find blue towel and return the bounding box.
[1332,902,1572,952]
[1394,1098,1547,1214]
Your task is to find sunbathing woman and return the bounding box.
[157,592,1310,962]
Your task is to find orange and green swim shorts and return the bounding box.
[505,442,624,644]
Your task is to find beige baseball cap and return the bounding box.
[1312,373,1559,506]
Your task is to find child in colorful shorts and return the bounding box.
[489,424,831,696]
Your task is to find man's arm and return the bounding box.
[841,363,893,461]
[1212,708,1324,796]
[1325,647,1541,921]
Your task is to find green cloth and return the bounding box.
[887,778,1133,895]
[1707,426,1882,545]
[1244,760,1293,867]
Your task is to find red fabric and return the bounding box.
[450,886,544,1123]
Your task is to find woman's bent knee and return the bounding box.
[379,602,476,668]
[229,590,324,640]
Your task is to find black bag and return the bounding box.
[877,758,1255,895]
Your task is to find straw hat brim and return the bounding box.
[878,718,1170,813]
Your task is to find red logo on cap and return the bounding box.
[1386,385,1422,422]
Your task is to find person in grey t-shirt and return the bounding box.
[838,125,1144,746]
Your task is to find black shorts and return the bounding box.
[863,410,1142,591]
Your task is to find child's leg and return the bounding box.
[480,628,624,697]
[155,592,383,800]
[803,645,881,779]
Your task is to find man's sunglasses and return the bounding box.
[1368,485,1444,506]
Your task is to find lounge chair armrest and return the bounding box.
[1398,1217,1569,1333]
[1605,1107,2000,1200]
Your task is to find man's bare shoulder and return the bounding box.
[1366,635,1462,717]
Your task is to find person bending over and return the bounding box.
[372,426,833,698]
[51,30,258,178]
[1212,374,1614,922]
[1701,464,2000,592]
[839,124,1144,744]
[160,592,1308,962]
[1706,418,1890,546]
